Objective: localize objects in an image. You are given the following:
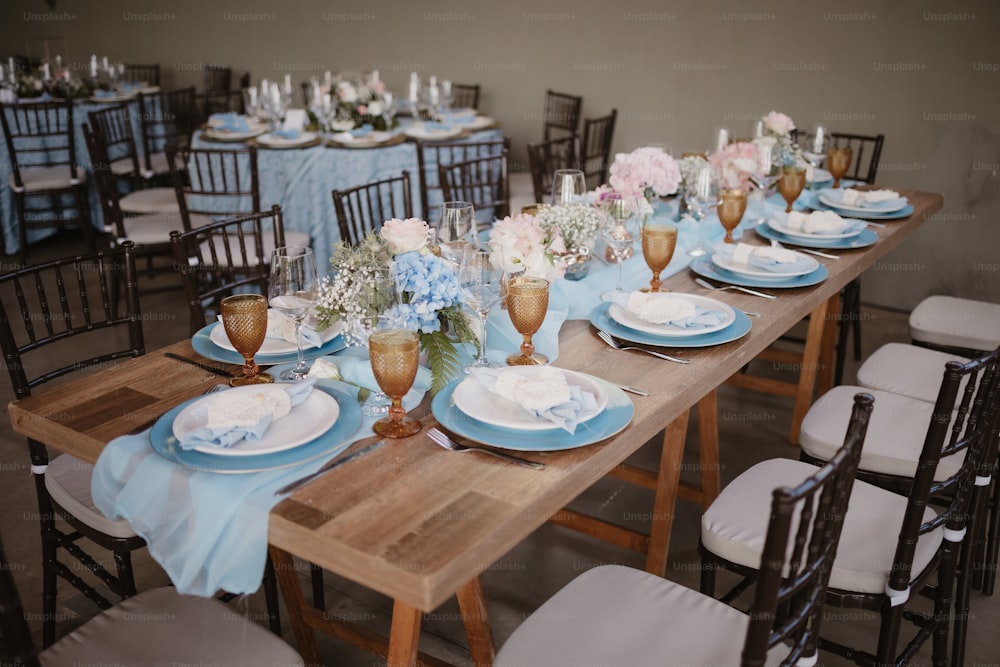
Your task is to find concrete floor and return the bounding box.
[2,229,998,666]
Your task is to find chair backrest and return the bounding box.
[203,65,232,93]
[742,393,874,666]
[123,63,160,87]
[82,123,126,239]
[87,103,143,185]
[170,206,286,334]
[166,144,261,231]
[438,150,510,223]
[0,533,40,667]
[0,100,77,187]
[883,346,1000,599]
[543,90,583,141]
[527,135,581,204]
[137,87,197,174]
[581,108,617,188]
[415,138,510,222]
[791,130,885,184]
[196,89,245,124]
[332,172,413,246]
[0,242,144,400]
[451,83,480,110]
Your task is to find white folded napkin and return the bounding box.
[217,309,322,348]
[841,188,900,207]
[470,367,598,434]
[610,292,727,329]
[785,210,866,235]
[177,380,316,450]
[715,243,814,274]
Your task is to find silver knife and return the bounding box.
[274,440,385,495]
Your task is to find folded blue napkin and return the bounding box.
[271,127,301,140]
[349,123,373,137]
[210,112,250,133]
[470,367,598,434]
[439,112,475,124]
[609,292,727,329]
[177,379,316,450]
[713,242,815,274]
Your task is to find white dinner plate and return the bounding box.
[255,131,319,147]
[403,123,465,140]
[453,367,608,431]
[210,318,342,356]
[816,188,908,214]
[89,93,137,103]
[331,130,394,147]
[202,126,268,142]
[456,115,496,130]
[767,217,865,240]
[608,293,736,338]
[172,385,340,457]
[711,250,819,281]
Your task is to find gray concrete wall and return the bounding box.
[3,0,997,307]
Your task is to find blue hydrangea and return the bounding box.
[388,253,461,334]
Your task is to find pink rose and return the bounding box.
[381,217,430,254]
[762,111,795,137]
[357,104,367,115]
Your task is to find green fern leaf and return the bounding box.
[420,329,462,395]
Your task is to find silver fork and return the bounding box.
[427,427,545,469]
[694,277,777,300]
[596,329,690,364]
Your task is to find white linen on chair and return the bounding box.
[9,166,85,192]
[119,187,179,214]
[857,342,970,404]
[909,295,1000,351]
[494,564,786,667]
[45,454,138,540]
[701,458,943,596]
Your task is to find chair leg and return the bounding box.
[40,530,58,648]
[875,602,904,667]
[309,563,325,610]
[934,539,959,667]
[699,558,716,596]
[982,474,1000,595]
[849,280,862,361]
[834,292,851,387]
[112,548,137,597]
[261,554,282,634]
[13,192,28,266]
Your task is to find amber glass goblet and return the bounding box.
[505,277,549,366]
[220,294,274,386]
[827,146,853,188]
[778,167,807,212]
[640,222,678,292]
[369,329,422,438]
[717,189,748,244]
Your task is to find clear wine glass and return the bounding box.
[268,246,319,381]
[749,142,779,226]
[685,163,718,257]
[382,91,396,129]
[458,248,504,371]
[437,201,477,265]
[600,193,640,301]
[352,266,398,416]
[551,169,587,206]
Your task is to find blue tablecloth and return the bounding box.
[191,125,504,270]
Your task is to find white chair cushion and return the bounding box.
[44,454,137,539]
[857,343,970,404]
[111,153,171,178]
[9,166,86,193]
[41,586,303,666]
[119,212,185,245]
[702,458,943,595]
[110,157,137,176]
[120,187,179,214]
[910,295,1000,352]
[800,386,964,482]
[495,565,787,667]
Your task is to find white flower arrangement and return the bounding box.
[533,203,606,251]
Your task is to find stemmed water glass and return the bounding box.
[749,142,779,227]
[458,248,504,371]
[268,246,319,381]
[382,91,396,129]
[685,163,718,257]
[600,193,641,300]
[436,201,477,265]
[828,145,853,189]
[551,169,587,206]
[352,266,398,416]
[220,294,273,386]
[778,167,807,212]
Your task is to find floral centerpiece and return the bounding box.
[607,146,682,218]
[532,203,606,280]
[315,218,477,394]
[330,76,392,132]
[488,212,566,281]
[758,110,805,168]
[13,69,92,100]
[709,141,758,190]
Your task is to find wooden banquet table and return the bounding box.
[9,189,942,666]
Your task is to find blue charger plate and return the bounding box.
[690,256,828,289]
[432,375,633,451]
[192,322,346,365]
[754,221,879,250]
[149,380,363,473]
[797,190,913,220]
[589,302,752,348]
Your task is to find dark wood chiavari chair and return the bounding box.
[136,87,198,179]
[438,151,510,223]
[203,65,232,94]
[527,135,581,204]
[332,171,414,246]
[451,83,480,110]
[122,63,160,87]
[543,89,583,141]
[415,138,509,222]
[580,108,617,189]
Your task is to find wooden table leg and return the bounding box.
[387,599,422,667]
[697,390,720,512]
[645,409,690,577]
[817,290,840,395]
[790,295,835,445]
[269,546,321,666]
[456,576,496,667]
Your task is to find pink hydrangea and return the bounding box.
[762,111,795,137]
[381,217,430,254]
[608,147,681,198]
[488,213,566,281]
[709,142,759,191]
